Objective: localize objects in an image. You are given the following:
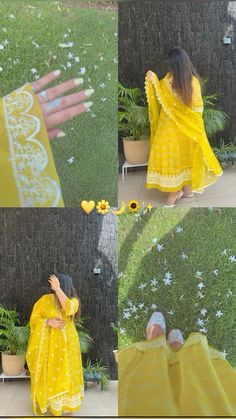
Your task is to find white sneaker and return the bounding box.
[146,311,166,334]
[167,329,184,345]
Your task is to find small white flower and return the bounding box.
[66,62,72,68]
[118,272,123,278]
[31,68,38,74]
[157,244,164,252]
[138,283,147,290]
[213,269,219,276]
[8,14,16,19]
[152,237,158,244]
[34,74,40,80]
[151,304,157,310]
[68,41,75,47]
[181,252,188,260]
[3,39,9,45]
[176,226,183,233]
[200,308,207,317]
[216,310,223,318]
[151,287,158,292]
[101,97,107,102]
[0,66,3,72]
[197,319,205,327]
[99,83,106,89]
[0,44,5,50]
[150,278,158,286]
[2,27,7,32]
[68,52,74,59]
[134,315,139,320]
[229,255,236,262]
[199,327,208,334]
[67,157,75,164]
[127,300,133,307]
[94,64,99,70]
[163,277,172,286]
[168,310,174,315]
[75,56,80,63]
[197,291,205,299]
[138,303,145,309]
[120,328,126,334]
[197,282,205,290]
[113,58,118,64]
[195,271,203,277]
[123,311,131,320]
[131,306,137,313]
[222,249,227,255]
[226,289,233,298]
[64,34,69,38]
[164,272,172,280]
[80,67,86,74]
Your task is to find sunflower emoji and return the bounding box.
[128,200,140,213]
[96,200,110,215]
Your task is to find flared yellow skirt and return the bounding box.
[119,333,236,416]
[146,110,219,193]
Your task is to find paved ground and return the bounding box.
[119,166,236,207]
[0,380,118,416]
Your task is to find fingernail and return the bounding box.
[84,88,95,97]
[53,69,61,76]
[57,131,66,138]
[74,78,84,86]
[84,101,93,109]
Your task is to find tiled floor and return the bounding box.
[118,166,236,207]
[0,380,118,416]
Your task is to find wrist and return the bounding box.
[55,287,61,292]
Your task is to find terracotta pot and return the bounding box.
[123,137,150,165]
[1,353,26,376]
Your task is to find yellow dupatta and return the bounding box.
[118,332,236,416]
[145,71,223,192]
[0,83,64,207]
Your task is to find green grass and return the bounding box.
[0,0,117,206]
[118,208,236,367]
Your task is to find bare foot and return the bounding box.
[166,191,182,206]
[182,184,193,197]
[147,324,164,340]
[169,341,183,350]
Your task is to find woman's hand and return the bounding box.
[49,274,60,291]
[31,70,94,139]
[47,317,65,329]
[146,70,152,80]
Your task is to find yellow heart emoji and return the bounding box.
[81,200,95,214]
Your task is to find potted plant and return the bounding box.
[83,359,110,391]
[0,305,30,376]
[118,82,150,165]
[75,316,94,354]
[213,138,236,165]
[202,80,229,137]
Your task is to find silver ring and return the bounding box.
[45,97,62,112]
[39,90,48,101]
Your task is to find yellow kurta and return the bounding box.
[0,83,64,207]
[118,333,236,416]
[145,71,223,192]
[26,294,84,416]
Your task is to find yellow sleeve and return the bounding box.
[0,83,64,207]
[145,71,161,146]
[191,77,204,113]
[64,297,79,316]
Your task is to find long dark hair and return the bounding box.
[53,272,80,318]
[167,47,200,106]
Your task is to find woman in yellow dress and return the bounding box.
[119,311,236,416]
[145,48,223,206]
[26,273,84,416]
[0,70,94,207]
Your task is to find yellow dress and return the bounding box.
[145,71,223,192]
[0,83,64,207]
[118,332,236,416]
[26,294,84,416]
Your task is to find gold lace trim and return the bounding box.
[147,169,192,188]
[2,84,62,207]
